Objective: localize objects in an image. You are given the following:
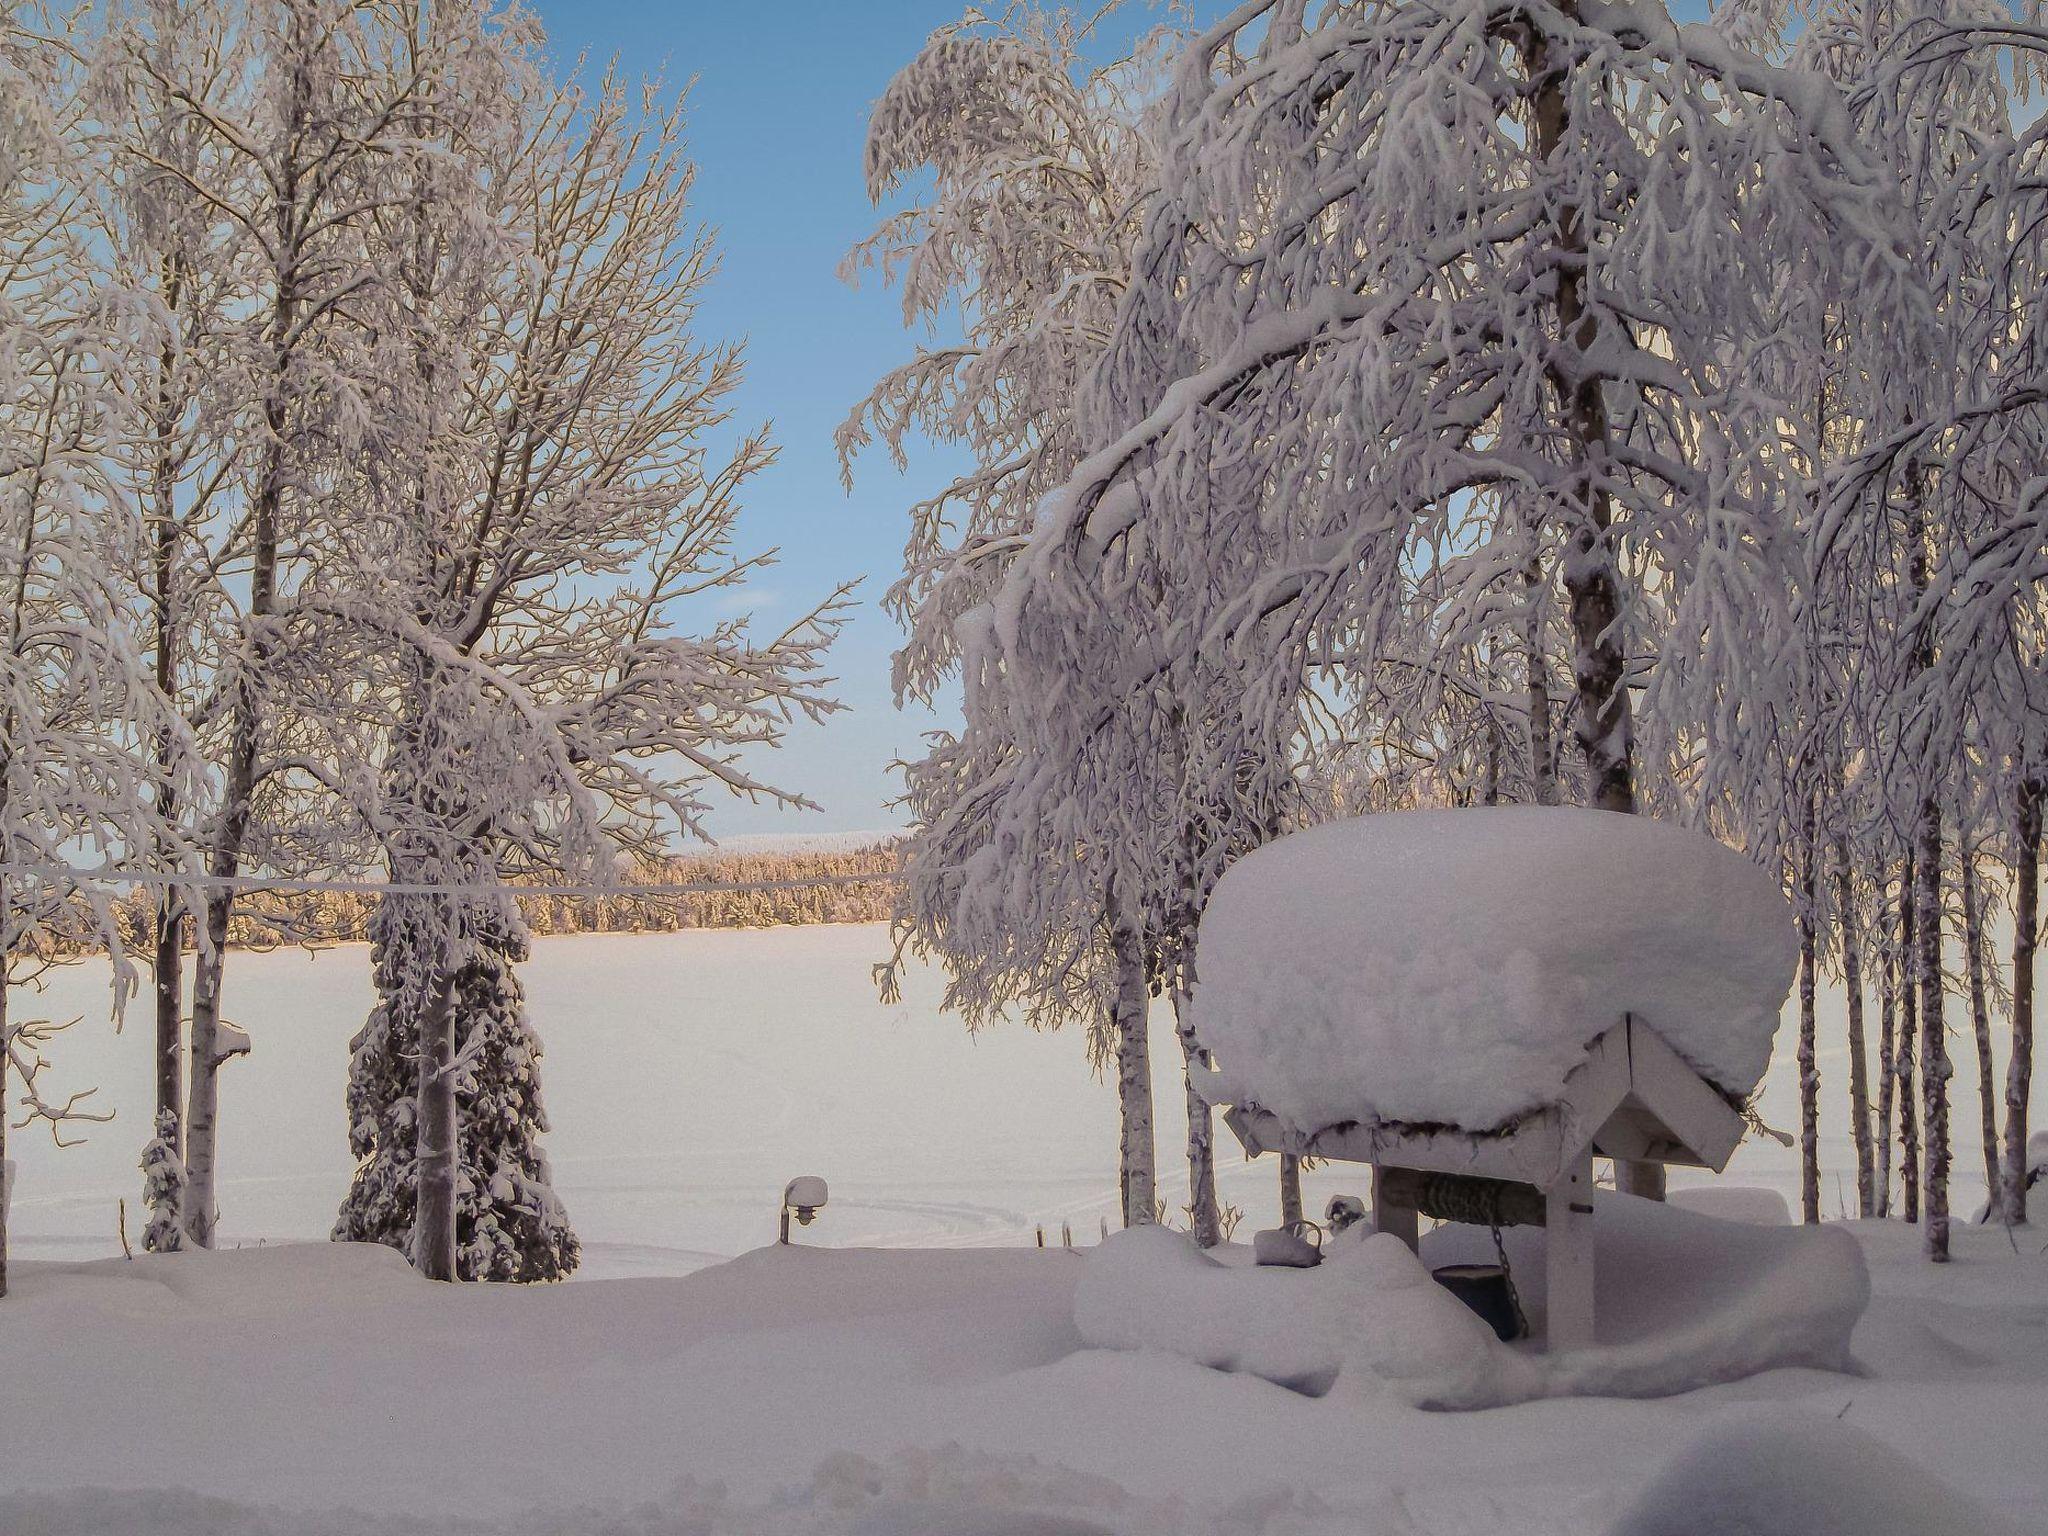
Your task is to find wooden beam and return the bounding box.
[1377,1166,1547,1228]
[1543,1148,1597,1352]
[1371,1164,1420,1253]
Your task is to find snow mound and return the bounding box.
[1426,1191,1868,1396]
[1606,1413,2028,1536]
[1079,1197,1865,1408]
[1193,808,1797,1132]
[1073,1225,1522,1408]
[1667,1184,1791,1225]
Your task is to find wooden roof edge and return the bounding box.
[1218,1014,1751,1187]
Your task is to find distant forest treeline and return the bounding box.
[73,842,902,956]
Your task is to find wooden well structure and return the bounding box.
[1221,1013,1748,1351]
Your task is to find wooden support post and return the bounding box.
[1543,1148,1596,1352]
[1372,1163,1420,1253]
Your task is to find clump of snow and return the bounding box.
[1193,808,1798,1133]
[1080,1196,1865,1408]
[1606,1413,2030,1536]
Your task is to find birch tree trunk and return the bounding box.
[1960,852,2001,1207]
[1110,922,1156,1228]
[1525,13,1635,822]
[1278,1153,1303,1229]
[183,35,311,1246]
[1917,811,1950,1260]
[2003,777,2041,1224]
[1,973,10,1299]
[1797,809,1821,1224]
[1876,899,1897,1218]
[1524,556,1558,807]
[412,966,458,1283]
[1171,987,1219,1246]
[182,413,279,1247]
[1899,854,1921,1223]
[149,294,185,1183]
[1524,2,1658,1202]
[1835,840,1877,1216]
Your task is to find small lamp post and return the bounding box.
[779,1176,828,1244]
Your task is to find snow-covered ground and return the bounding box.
[0,1217,2041,1534]
[5,921,2011,1271]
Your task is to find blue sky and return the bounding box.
[527,2,1193,839]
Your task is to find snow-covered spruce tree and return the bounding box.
[848,9,1204,1234]
[322,52,845,1281]
[990,0,1913,1210]
[0,0,189,1296]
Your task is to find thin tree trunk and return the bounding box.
[1798,807,1821,1225]
[1525,18,1634,821]
[1171,987,1219,1246]
[152,899,182,1144]
[1835,840,1877,1217]
[412,968,458,1282]
[1876,895,1897,1218]
[1526,6,1657,1200]
[183,185,302,1253]
[1899,853,1921,1224]
[150,278,185,1170]
[1524,555,1557,807]
[1110,921,1156,1228]
[1918,807,1950,1260]
[1960,851,2001,1210]
[1,971,10,1299]
[2003,777,2041,1224]
[1278,1153,1303,1229]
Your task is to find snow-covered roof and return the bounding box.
[1192,808,1797,1136]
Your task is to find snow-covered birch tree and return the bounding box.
[847,8,1213,1234]
[91,0,253,1247]
[95,0,475,1250]
[986,0,1916,1218]
[0,0,188,1297]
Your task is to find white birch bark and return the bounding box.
[1110,921,1156,1228]
[2004,778,2041,1223]
[1171,987,1219,1246]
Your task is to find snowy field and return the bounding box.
[3,924,2042,1535]
[5,921,2008,1267]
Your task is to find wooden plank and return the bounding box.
[1543,1147,1597,1352]
[1371,1164,1420,1253]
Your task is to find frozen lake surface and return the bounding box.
[5,921,2007,1274]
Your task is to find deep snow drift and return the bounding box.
[1075,1195,1869,1408]
[1192,808,1799,1133]
[0,1218,2040,1535]
[1607,1415,2030,1536]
